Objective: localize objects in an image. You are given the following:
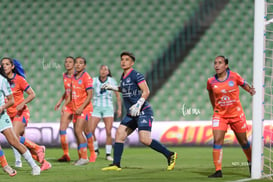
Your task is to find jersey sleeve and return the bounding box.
[2,78,12,96]
[84,73,93,90]
[235,72,245,86]
[19,76,30,92]
[136,72,145,85]
[207,78,212,90]
[111,77,117,86]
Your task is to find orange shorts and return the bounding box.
[9,108,30,126]
[72,107,92,123]
[212,113,247,133]
[63,105,73,115]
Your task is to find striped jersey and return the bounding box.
[92,76,117,108]
[0,75,12,107]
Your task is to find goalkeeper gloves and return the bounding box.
[101,83,119,91]
[129,98,145,116]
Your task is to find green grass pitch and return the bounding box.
[0,147,271,182]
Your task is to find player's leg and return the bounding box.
[11,120,25,167]
[84,111,96,162]
[74,117,89,166]
[90,116,101,156]
[2,127,40,175]
[0,145,16,177]
[58,110,72,162]
[103,116,114,161]
[208,116,227,178]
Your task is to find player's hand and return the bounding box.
[16,103,25,111]
[0,106,4,114]
[101,83,118,91]
[75,107,83,115]
[129,98,145,117]
[55,101,61,111]
[116,108,122,118]
[249,85,256,96]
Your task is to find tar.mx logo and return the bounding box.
[181,104,200,116]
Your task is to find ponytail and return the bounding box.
[1,58,26,78]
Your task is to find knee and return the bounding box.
[213,138,224,145]
[240,140,250,147]
[139,137,150,146]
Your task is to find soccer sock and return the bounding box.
[113,142,124,166]
[0,148,8,168]
[20,136,40,152]
[94,140,99,151]
[242,142,251,162]
[149,139,171,158]
[86,132,95,155]
[78,143,88,159]
[12,146,21,162]
[213,144,223,171]
[59,130,69,155]
[22,150,38,168]
[106,145,112,155]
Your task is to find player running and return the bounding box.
[207,56,255,178]
[62,57,96,165]
[89,65,122,161]
[101,51,177,171]
[0,64,40,176]
[1,58,51,171]
[55,56,75,162]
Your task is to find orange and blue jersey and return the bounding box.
[63,73,73,109]
[207,70,246,117]
[71,71,93,113]
[7,73,30,118]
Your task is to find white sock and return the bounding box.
[12,146,21,162]
[94,140,99,151]
[105,145,112,155]
[22,150,37,168]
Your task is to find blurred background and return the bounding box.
[0,0,254,122]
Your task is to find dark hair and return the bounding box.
[0,65,12,84]
[216,55,230,70]
[1,57,26,78]
[120,51,135,62]
[100,65,112,77]
[75,56,86,65]
[65,56,75,63]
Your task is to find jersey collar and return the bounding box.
[214,70,230,82]
[122,68,133,79]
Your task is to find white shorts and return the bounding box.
[0,112,12,132]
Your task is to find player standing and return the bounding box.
[101,51,177,171]
[89,65,122,161]
[207,56,255,177]
[62,57,96,165]
[1,58,51,171]
[0,64,40,175]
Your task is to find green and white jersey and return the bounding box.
[0,75,12,106]
[93,76,117,108]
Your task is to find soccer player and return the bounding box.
[207,56,255,178]
[1,58,51,171]
[89,65,122,161]
[0,65,40,176]
[101,51,177,171]
[54,56,75,162]
[62,56,96,165]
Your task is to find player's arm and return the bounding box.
[0,94,14,113]
[17,87,35,111]
[241,83,256,96]
[101,83,121,92]
[208,89,215,110]
[76,89,93,115]
[55,91,66,111]
[114,91,122,118]
[61,92,71,114]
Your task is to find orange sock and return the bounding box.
[78,143,88,159]
[86,133,95,155]
[213,145,223,171]
[60,130,69,155]
[20,136,40,151]
[242,142,251,162]
[0,149,8,168]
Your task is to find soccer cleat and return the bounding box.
[58,154,71,162]
[32,165,41,176]
[40,160,52,171]
[106,154,113,161]
[74,158,89,166]
[89,153,97,163]
[15,160,22,168]
[3,165,17,177]
[167,152,177,171]
[208,170,223,178]
[101,164,122,171]
[95,149,100,157]
[37,146,45,163]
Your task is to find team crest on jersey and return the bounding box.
[78,80,82,84]
[126,77,131,83]
[10,83,15,88]
[228,81,234,87]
